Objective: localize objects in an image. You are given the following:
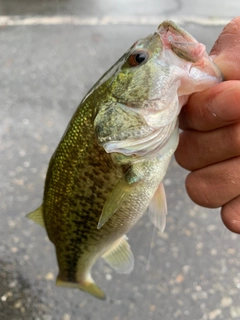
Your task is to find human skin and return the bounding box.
[175,17,240,234]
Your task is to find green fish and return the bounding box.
[27,21,222,299]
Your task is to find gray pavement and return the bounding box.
[1,1,240,320]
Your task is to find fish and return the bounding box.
[27,20,223,299]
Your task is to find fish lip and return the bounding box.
[157,20,197,43]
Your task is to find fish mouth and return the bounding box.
[157,20,206,63]
[158,20,224,81]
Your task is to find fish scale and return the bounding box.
[27,20,223,299]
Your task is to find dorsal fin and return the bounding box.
[26,206,45,227]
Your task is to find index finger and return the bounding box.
[179,17,240,131]
[211,17,240,81]
[179,81,240,131]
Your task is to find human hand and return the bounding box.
[175,17,240,233]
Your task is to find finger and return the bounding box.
[210,17,240,80]
[221,196,240,234]
[175,122,240,171]
[179,81,240,131]
[185,157,240,208]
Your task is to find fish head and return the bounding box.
[94,21,223,161]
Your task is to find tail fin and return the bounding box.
[56,275,106,300]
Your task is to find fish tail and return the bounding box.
[56,274,106,300]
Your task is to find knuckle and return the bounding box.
[185,171,221,208]
[230,123,240,152]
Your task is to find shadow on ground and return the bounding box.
[0,258,49,320]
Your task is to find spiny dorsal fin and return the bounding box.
[26,206,45,228]
[147,182,167,233]
[102,235,134,274]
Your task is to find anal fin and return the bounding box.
[102,235,134,274]
[26,206,45,227]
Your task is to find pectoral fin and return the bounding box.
[102,235,134,274]
[147,182,167,233]
[97,174,139,229]
[26,206,45,227]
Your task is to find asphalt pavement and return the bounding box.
[1,1,240,320]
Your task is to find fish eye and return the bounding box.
[128,50,149,67]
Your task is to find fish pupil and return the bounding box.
[135,52,147,64]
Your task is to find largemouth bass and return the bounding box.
[27,21,222,299]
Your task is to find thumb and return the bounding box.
[210,17,240,80]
